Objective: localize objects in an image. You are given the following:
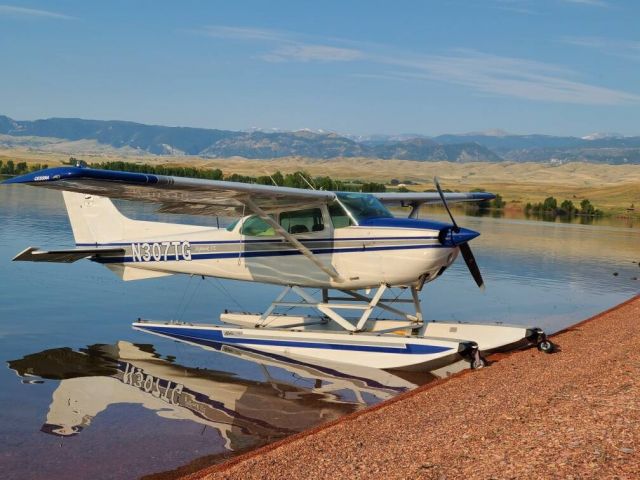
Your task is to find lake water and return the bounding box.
[0,185,638,479]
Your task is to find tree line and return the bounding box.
[5,159,605,217]
[87,160,387,192]
[525,197,602,217]
[0,160,48,175]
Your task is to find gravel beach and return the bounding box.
[188,295,640,480]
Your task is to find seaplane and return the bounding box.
[3,163,554,372]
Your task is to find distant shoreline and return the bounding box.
[1,147,639,216]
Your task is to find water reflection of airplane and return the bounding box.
[8,341,421,450]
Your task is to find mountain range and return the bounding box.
[1,115,639,164]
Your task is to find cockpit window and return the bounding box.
[336,192,393,223]
[280,208,324,234]
[240,215,276,236]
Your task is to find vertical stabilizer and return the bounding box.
[62,191,128,245]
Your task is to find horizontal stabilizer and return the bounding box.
[13,246,125,263]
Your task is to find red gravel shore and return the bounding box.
[188,295,640,480]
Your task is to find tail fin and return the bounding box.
[62,191,128,245]
[60,191,210,281]
[62,191,207,245]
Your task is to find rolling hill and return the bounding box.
[0,115,639,163]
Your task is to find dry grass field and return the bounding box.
[2,147,639,215]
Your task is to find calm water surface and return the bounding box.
[0,185,638,479]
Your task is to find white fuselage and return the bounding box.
[93,218,459,290]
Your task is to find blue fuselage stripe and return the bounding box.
[138,325,452,355]
[93,243,447,264]
[76,235,439,247]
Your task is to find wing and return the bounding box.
[372,191,495,206]
[3,166,336,215]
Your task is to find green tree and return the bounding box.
[559,199,575,215]
[282,171,313,189]
[255,175,274,185]
[542,196,557,211]
[491,193,506,209]
[225,173,255,183]
[580,199,595,215]
[271,171,284,186]
[362,182,387,193]
[315,176,335,191]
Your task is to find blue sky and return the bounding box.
[1,0,639,136]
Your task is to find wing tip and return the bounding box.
[12,246,39,261]
[1,167,76,185]
[476,192,496,201]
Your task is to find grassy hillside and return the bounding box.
[2,148,639,215]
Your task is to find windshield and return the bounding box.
[336,192,393,222]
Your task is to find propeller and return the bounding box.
[434,177,485,290]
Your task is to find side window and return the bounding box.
[241,216,276,236]
[280,208,324,234]
[328,202,352,229]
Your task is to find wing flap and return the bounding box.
[13,246,125,263]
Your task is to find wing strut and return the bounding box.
[242,197,344,283]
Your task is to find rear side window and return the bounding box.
[280,208,324,234]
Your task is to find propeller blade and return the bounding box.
[434,177,460,232]
[435,177,485,289]
[459,242,485,290]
